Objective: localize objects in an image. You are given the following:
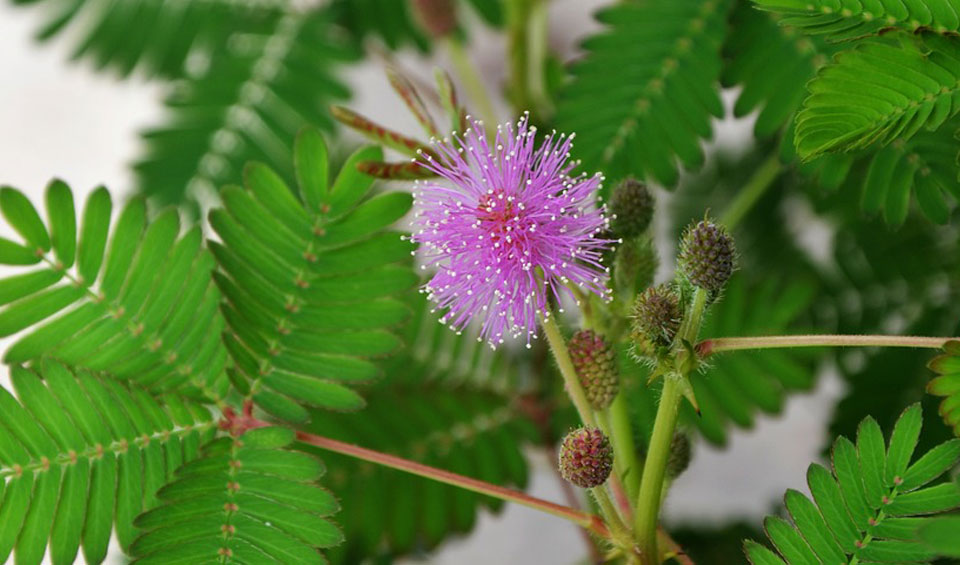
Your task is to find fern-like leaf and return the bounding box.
[0,181,228,401]
[134,8,357,204]
[554,0,730,186]
[744,404,960,564]
[723,4,831,138]
[795,34,960,160]
[303,383,535,563]
[210,127,415,423]
[131,426,341,563]
[753,0,960,40]
[10,0,287,78]
[927,340,960,436]
[0,359,215,564]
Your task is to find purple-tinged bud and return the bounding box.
[568,330,619,410]
[678,219,736,292]
[633,284,681,347]
[559,427,613,488]
[609,178,654,238]
[411,0,457,38]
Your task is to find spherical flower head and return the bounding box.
[411,114,612,347]
[568,330,619,410]
[559,427,613,488]
[633,284,681,347]
[678,219,735,292]
[609,178,654,238]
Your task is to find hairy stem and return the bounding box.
[719,153,782,230]
[592,486,635,551]
[541,311,598,427]
[444,37,498,128]
[634,288,709,563]
[698,334,955,357]
[291,426,612,539]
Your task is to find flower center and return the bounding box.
[476,190,528,250]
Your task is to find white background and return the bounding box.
[0,1,843,563]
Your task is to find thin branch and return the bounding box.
[290,426,612,540]
[698,334,955,357]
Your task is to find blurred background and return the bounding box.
[1,0,954,563]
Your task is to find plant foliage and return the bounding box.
[555,0,730,187]
[927,340,960,436]
[754,0,960,40]
[744,404,960,564]
[0,360,215,564]
[794,35,960,161]
[8,0,287,78]
[0,181,228,401]
[130,425,340,564]
[210,128,414,423]
[134,9,357,204]
[305,383,535,563]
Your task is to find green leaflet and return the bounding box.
[744,404,960,564]
[555,0,730,187]
[754,0,960,40]
[0,361,214,564]
[927,340,960,435]
[211,128,414,421]
[795,35,960,160]
[0,181,228,400]
[130,426,341,564]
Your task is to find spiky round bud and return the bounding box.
[678,219,735,291]
[632,284,681,347]
[568,330,619,410]
[666,433,692,479]
[412,0,458,38]
[559,427,613,488]
[609,179,654,238]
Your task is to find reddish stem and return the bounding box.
[290,425,611,539]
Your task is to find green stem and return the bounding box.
[634,288,709,563]
[593,486,634,549]
[506,0,533,113]
[527,0,553,117]
[697,334,954,357]
[444,37,498,129]
[609,393,642,501]
[719,153,782,230]
[541,311,597,427]
[633,376,683,564]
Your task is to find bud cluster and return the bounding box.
[568,330,619,410]
[559,427,614,488]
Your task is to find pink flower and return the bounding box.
[411,114,611,347]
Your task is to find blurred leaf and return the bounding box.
[134,8,358,205]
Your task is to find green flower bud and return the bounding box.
[559,427,614,488]
[569,330,619,410]
[632,284,681,347]
[666,433,692,479]
[678,219,736,292]
[610,178,654,238]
